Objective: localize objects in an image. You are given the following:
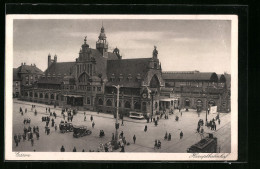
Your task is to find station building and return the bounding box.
[19,25,231,116]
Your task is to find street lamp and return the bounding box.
[112,85,121,149]
[150,91,155,117]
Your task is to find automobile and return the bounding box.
[73,125,92,138]
[129,111,145,119]
[59,121,73,133]
[187,133,218,153]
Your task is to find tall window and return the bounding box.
[125,101,131,109]
[134,102,141,110]
[97,87,101,91]
[98,98,103,105]
[51,94,54,100]
[87,97,91,105]
[106,99,112,107]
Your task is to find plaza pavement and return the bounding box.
[12,99,231,153]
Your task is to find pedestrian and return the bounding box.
[133,135,136,144]
[164,132,168,140]
[168,133,171,141]
[46,107,47,113]
[60,145,65,152]
[71,115,73,122]
[84,112,86,116]
[55,124,57,131]
[120,131,124,138]
[31,138,34,146]
[25,108,27,113]
[218,119,221,125]
[144,125,147,132]
[214,124,217,130]
[112,133,114,141]
[90,115,93,122]
[22,133,26,141]
[180,131,183,139]
[120,145,125,152]
[47,127,50,135]
[121,119,124,126]
[36,132,39,140]
[84,116,86,121]
[73,147,77,152]
[181,111,182,116]
[15,139,18,147]
[92,122,95,128]
[18,134,21,142]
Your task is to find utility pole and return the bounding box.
[112,85,121,149]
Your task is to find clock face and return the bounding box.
[142,93,147,99]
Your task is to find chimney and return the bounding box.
[48,53,51,68]
[54,54,57,63]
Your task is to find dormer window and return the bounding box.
[110,73,115,82]
[136,73,141,81]
[127,74,132,81]
[119,74,123,81]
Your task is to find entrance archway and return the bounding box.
[185,99,190,107]
[208,100,216,106]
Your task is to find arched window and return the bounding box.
[98,98,103,105]
[40,93,43,98]
[125,101,131,109]
[115,101,121,107]
[34,93,38,98]
[208,100,216,106]
[51,94,54,100]
[56,94,59,100]
[25,92,28,97]
[142,102,147,111]
[29,92,33,97]
[134,101,141,110]
[45,93,49,99]
[106,99,112,107]
[150,75,160,88]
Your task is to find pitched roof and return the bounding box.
[45,62,75,76]
[107,52,119,60]
[17,65,43,74]
[162,71,218,81]
[38,77,63,84]
[13,68,21,81]
[106,58,151,88]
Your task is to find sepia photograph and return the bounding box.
[5,15,238,161]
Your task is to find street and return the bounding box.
[12,99,231,153]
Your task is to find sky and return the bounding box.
[13,19,231,74]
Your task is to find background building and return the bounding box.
[13,63,43,98]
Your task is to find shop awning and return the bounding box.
[159,98,174,102]
[63,94,83,98]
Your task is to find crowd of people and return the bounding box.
[15,103,224,153]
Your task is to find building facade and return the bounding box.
[162,71,231,112]
[19,25,231,115]
[13,63,43,98]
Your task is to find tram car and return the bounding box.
[73,125,92,138]
[59,121,74,133]
[187,133,218,153]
